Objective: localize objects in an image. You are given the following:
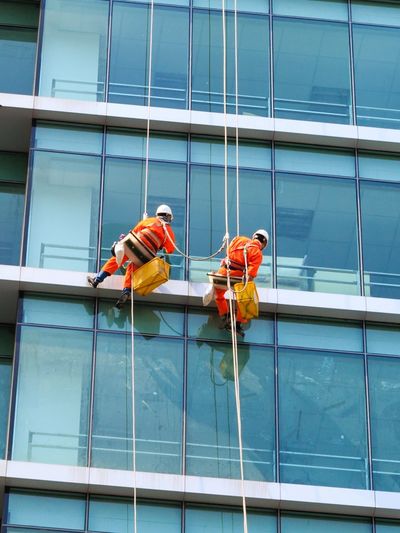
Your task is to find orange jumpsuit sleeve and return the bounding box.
[163,225,175,254]
[246,244,263,278]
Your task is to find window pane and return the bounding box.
[21,294,94,329]
[0,27,36,95]
[0,325,13,459]
[359,152,400,183]
[190,137,271,169]
[26,151,101,272]
[376,522,400,533]
[98,300,184,336]
[92,333,183,473]
[6,490,85,530]
[278,317,363,351]
[279,348,368,489]
[352,1,400,27]
[366,324,400,356]
[0,1,39,26]
[369,356,400,492]
[0,182,24,265]
[0,152,28,183]
[109,3,189,109]
[361,181,400,298]
[101,158,185,279]
[275,144,355,177]
[89,498,181,533]
[192,11,270,116]
[39,0,108,101]
[187,309,274,345]
[186,341,275,481]
[189,165,272,283]
[281,513,371,533]
[34,123,103,154]
[273,0,348,20]
[185,506,276,532]
[276,173,359,294]
[12,326,92,466]
[193,0,269,13]
[274,18,351,124]
[353,25,400,129]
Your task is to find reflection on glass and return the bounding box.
[352,0,400,28]
[185,506,276,532]
[21,294,94,329]
[276,173,359,295]
[12,327,92,466]
[359,152,400,183]
[190,137,271,169]
[34,122,103,154]
[0,182,24,265]
[0,325,12,459]
[0,27,37,95]
[273,0,348,20]
[193,0,269,13]
[366,324,400,356]
[186,341,275,481]
[281,513,371,533]
[376,521,400,533]
[279,348,368,489]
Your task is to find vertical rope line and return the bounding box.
[130,289,137,533]
[143,0,155,219]
[234,0,240,236]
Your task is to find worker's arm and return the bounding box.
[247,247,263,279]
[163,226,176,254]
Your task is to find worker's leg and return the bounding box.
[115,263,139,309]
[214,287,228,317]
[88,255,128,288]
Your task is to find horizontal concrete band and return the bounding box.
[1,266,400,325]
[0,460,399,519]
[2,93,400,152]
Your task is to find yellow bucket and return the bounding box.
[132,257,170,296]
[234,281,259,320]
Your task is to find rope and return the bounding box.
[234,0,240,237]
[162,224,228,261]
[130,290,137,533]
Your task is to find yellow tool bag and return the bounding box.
[234,281,259,320]
[132,257,170,296]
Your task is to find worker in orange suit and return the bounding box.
[214,229,269,337]
[87,204,175,308]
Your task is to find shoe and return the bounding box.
[115,290,131,309]
[87,275,99,288]
[235,323,245,338]
[218,314,231,330]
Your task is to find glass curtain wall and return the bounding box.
[0,325,13,459]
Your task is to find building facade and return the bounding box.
[1,0,400,531]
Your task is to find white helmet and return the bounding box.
[252,229,269,247]
[156,204,173,221]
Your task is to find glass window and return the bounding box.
[0,325,13,459]
[273,18,351,124]
[366,324,400,356]
[26,151,101,272]
[276,173,359,294]
[186,341,275,481]
[190,137,271,169]
[376,522,400,532]
[279,348,368,489]
[6,490,85,530]
[106,129,187,162]
[281,513,371,533]
[98,300,184,336]
[369,356,400,492]
[89,498,181,533]
[12,326,92,466]
[189,165,272,283]
[353,24,400,129]
[21,294,94,329]
[360,181,400,298]
[278,317,363,352]
[92,333,184,473]
[0,181,24,266]
[0,152,28,183]
[109,3,189,109]
[188,309,274,345]
[273,0,348,20]
[101,158,186,279]
[185,506,276,532]
[359,152,400,183]
[34,123,103,154]
[193,0,269,13]
[192,11,270,116]
[352,1,400,27]
[0,1,39,27]
[39,0,108,101]
[275,144,355,177]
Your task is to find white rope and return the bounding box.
[162,224,228,261]
[234,0,240,237]
[143,0,155,220]
[130,290,137,533]
[222,0,248,531]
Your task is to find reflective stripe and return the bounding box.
[136,220,166,252]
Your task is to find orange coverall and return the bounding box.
[101,217,175,289]
[215,236,263,323]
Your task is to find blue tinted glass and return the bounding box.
[279,348,368,489]
[98,300,183,336]
[21,294,94,328]
[275,145,355,177]
[0,1,39,26]
[187,309,274,345]
[376,522,400,532]
[281,513,371,533]
[0,27,36,95]
[0,339,12,458]
[361,181,400,299]
[359,152,400,183]
[191,137,271,169]
[89,498,181,533]
[0,152,27,183]
[0,182,24,265]
[193,0,269,13]
[352,1,400,27]
[369,356,400,492]
[35,123,103,154]
[7,491,85,529]
[353,25,400,129]
[366,325,400,356]
[273,0,348,20]
[278,317,363,351]
[185,506,276,532]
[274,18,351,124]
[0,325,14,355]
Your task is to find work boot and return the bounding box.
[87,270,109,288]
[218,314,231,330]
[87,276,99,288]
[115,289,131,309]
[235,323,245,338]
